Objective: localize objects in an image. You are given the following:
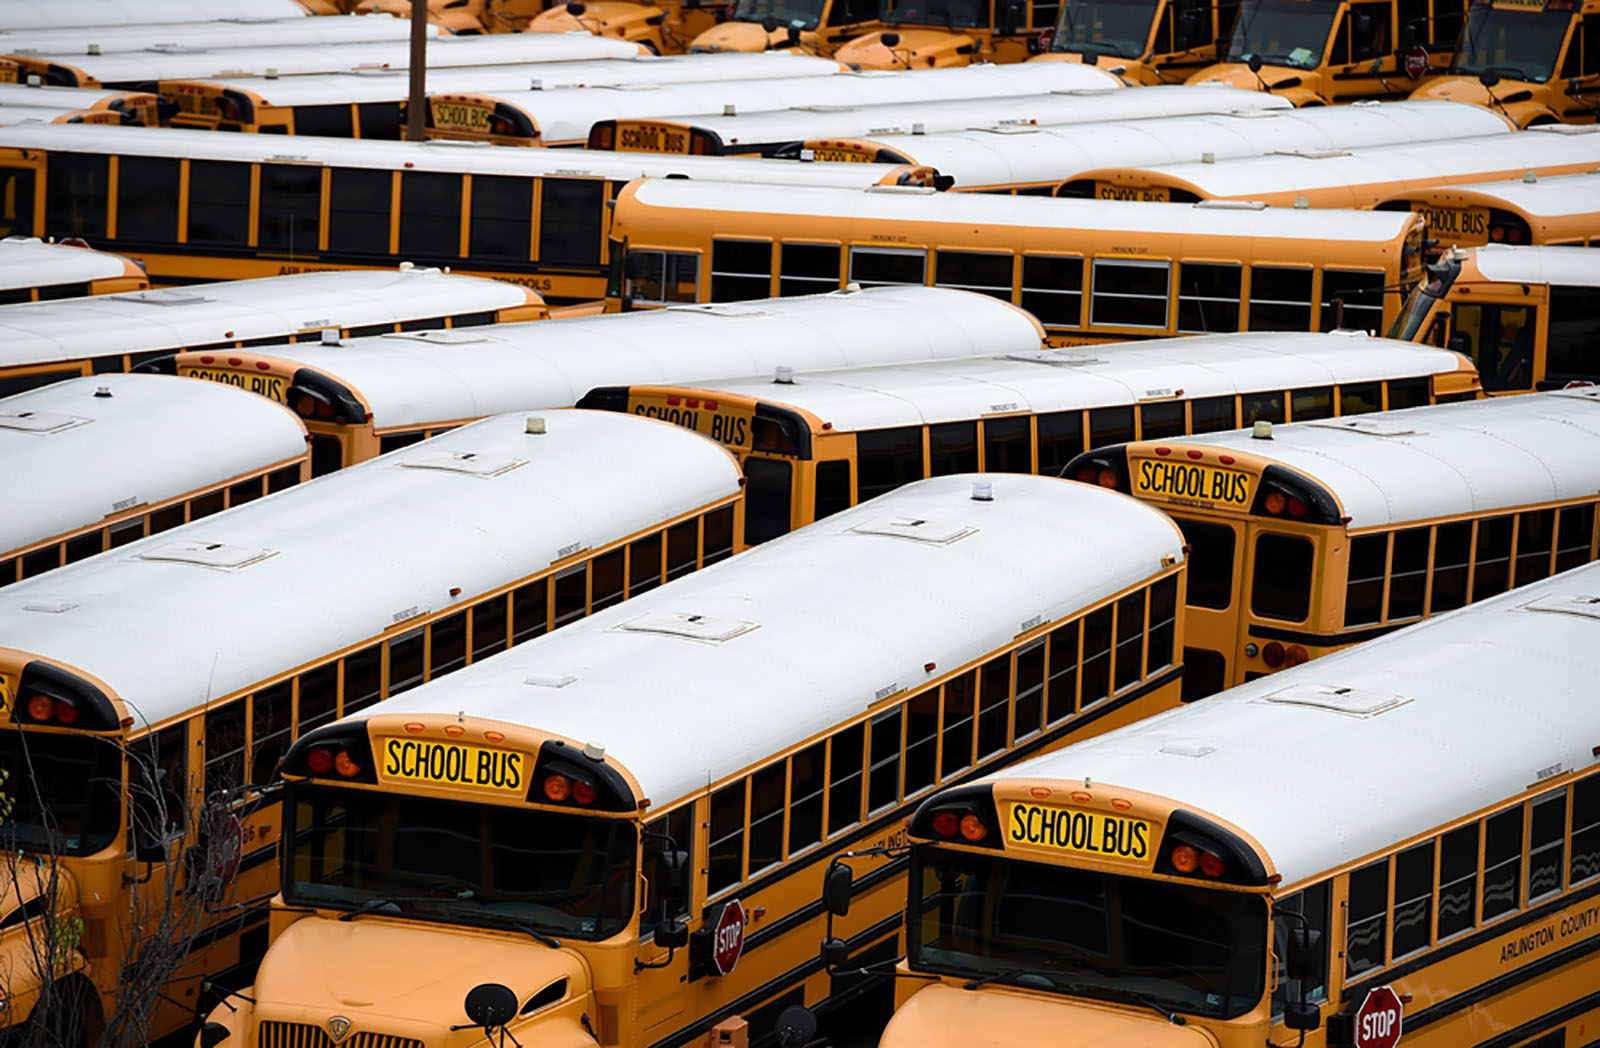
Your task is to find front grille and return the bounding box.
[259,1021,425,1048]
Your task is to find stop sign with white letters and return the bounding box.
[710,898,746,976]
[1353,985,1404,1048]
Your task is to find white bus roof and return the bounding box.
[0,236,138,290]
[649,332,1470,431]
[0,103,112,125]
[1465,243,1600,287]
[1145,388,1600,529]
[171,51,846,106]
[624,177,1421,243]
[0,123,931,189]
[1391,170,1600,218]
[196,287,1046,429]
[0,83,149,108]
[978,558,1600,886]
[10,32,643,84]
[0,409,743,730]
[0,267,539,369]
[1081,126,1600,206]
[0,373,307,555]
[0,0,309,30]
[635,83,1292,147]
[840,100,1511,190]
[370,472,1187,804]
[0,14,420,56]
[448,62,1126,144]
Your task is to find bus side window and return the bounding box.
[1572,774,1600,887]
[1090,258,1171,330]
[1472,515,1513,602]
[850,246,927,289]
[706,780,745,896]
[250,681,293,785]
[1139,401,1185,440]
[1339,381,1382,416]
[711,239,773,301]
[743,457,793,546]
[856,426,923,503]
[1251,532,1313,622]
[778,242,840,296]
[934,250,1015,303]
[982,416,1032,472]
[814,460,852,521]
[1393,839,1435,958]
[1544,285,1600,385]
[1438,821,1479,937]
[469,175,532,262]
[540,178,604,269]
[929,422,978,477]
[867,708,903,813]
[627,249,699,305]
[1322,270,1385,333]
[1347,1,1390,61]
[1564,15,1600,78]
[640,806,693,938]
[398,172,461,263]
[187,160,250,247]
[1248,267,1314,332]
[116,156,179,244]
[1037,411,1084,475]
[297,663,340,736]
[1271,881,1329,1016]
[45,152,108,241]
[1482,805,1523,920]
[203,698,247,795]
[1176,261,1241,333]
[0,166,36,238]
[1344,858,1388,977]
[1020,254,1084,330]
[1190,395,1236,432]
[259,163,320,255]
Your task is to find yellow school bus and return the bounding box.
[0,409,747,1044]
[828,0,1065,68]
[850,556,1600,1048]
[1409,0,1600,126]
[196,472,1188,1048]
[607,177,1431,342]
[1378,170,1600,250]
[1067,387,1600,694]
[1033,0,1242,84]
[1390,243,1600,393]
[523,0,736,55]
[1185,0,1468,103]
[577,330,1479,546]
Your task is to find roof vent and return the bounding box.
[112,289,210,307]
[1259,683,1409,718]
[399,451,525,477]
[849,517,976,545]
[663,302,772,318]
[22,600,78,614]
[381,329,493,344]
[1304,417,1417,438]
[1159,740,1215,758]
[1194,199,1268,211]
[0,410,80,434]
[138,541,274,570]
[524,673,577,688]
[619,611,758,642]
[1520,593,1600,621]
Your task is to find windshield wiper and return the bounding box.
[962,968,1057,991]
[1051,980,1190,1026]
[496,915,562,949]
[336,896,407,921]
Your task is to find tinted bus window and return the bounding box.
[1021,254,1083,327]
[1248,266,1313,331]
[744,457,792,545]
[328,168,392,255]
[779,242,840,296]
[0,167,35,238]
[294,104,353,138]
[1177,262,1241,333]
[399,171,461,261]
[258,163,320,254]
[469,175,532,261]
[187,160,250,247]
[539,178,603,268]
[115,155,179,243]
[45,152,108,240]
[1251,533,1312,621]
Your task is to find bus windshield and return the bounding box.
[285,784,637,941]
[729,0,829,28]
[1226,0,1337,67]
[0,729,122,858]
[908,847,1267,1019]
[1448,2,1571,81]
[880,0,988,29]
[1052,0,1163,57]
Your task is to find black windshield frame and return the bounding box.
[729,0,829,28]
[1447,2,1571,81]
[1051,0,1164,57]
[906,845,1269,1019]
[879,0,990,29]
[283,782,638,941]
[0,728,122,858]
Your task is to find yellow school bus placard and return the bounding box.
[1132,457,1253,509]
[810,147,875,164]
[615,121,691,154]
[1097,182,1170,203]
[1418,205,1490,245]
[378,737,526,795]
[630,396,756,451]
[181,366,288,404]
[431,100,493,133]
[1005,802,1155,864]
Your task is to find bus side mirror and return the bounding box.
[819,936,849,969]
[662,849,690,901]
[1399,21,1418,50]
[1285,1000,1321,1031]
[823,862,853,917]
[134,834,172,864]
[774,1006,818,1048]
[998,0,1023,36]
[1479,68,1502,88]
[1448,333,1470,354]
[1248,53,1264,72]
[656,918,689,949]
[1352,9,1372,38]
[1287,927,1324,983]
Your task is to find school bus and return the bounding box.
[0,124,932,303]
[156,286,1045,473]
[1074,123,1600,207]
[196,471,1189,1048]
[1184,0,1469,103]
[783,98,1508,193]
[1034,0,1242,84]
[578,330,1479,545]
[157,52,843,136]
[425,62,1122,146]
[589,83,1292,157]
[1377,169,1600,249]
[0,267,547,400]
[0,84,163,127]
[0,12,416,56]
[851,555,1600,1048]
[523,0,736,56]
[826,0,1068,68]
[1066,387,1600,694]
[607,178,1430,342]
[0,374,310,588]
[1409,0,1600,126]
[0,408,747,1043]
[0,236,146,303]
[1390,244,1600,393]
[685,0,883,53]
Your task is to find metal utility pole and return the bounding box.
[407,0,428,141]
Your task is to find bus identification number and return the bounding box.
[617,124,689,154]
[1133,458,1252,508]
[1096,182,1169,203]
[1006,803,1152,862]
[379,738,525,794]
[432,102,493,132]
[1417,205,1488,243]
[810,148,873,163]
[182,366,287,403]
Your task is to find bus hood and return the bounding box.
[1186,62,1320,97]
[833,28,978,68]
[882,983,1220,1047]
[252,916,590,1026]
[690,21,818,51]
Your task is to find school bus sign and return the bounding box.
[1352,985,1403,1048]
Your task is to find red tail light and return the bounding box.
[1262,642,1286,668]
[1076,466,1097,483]
[53,699,80,726]
[1199,851,1227,878]
[572,778,598,805]
[1287,496,1307,518]
[930,810,960,838]
[306,747,335,774]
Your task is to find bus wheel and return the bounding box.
[38,976,102,1048]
